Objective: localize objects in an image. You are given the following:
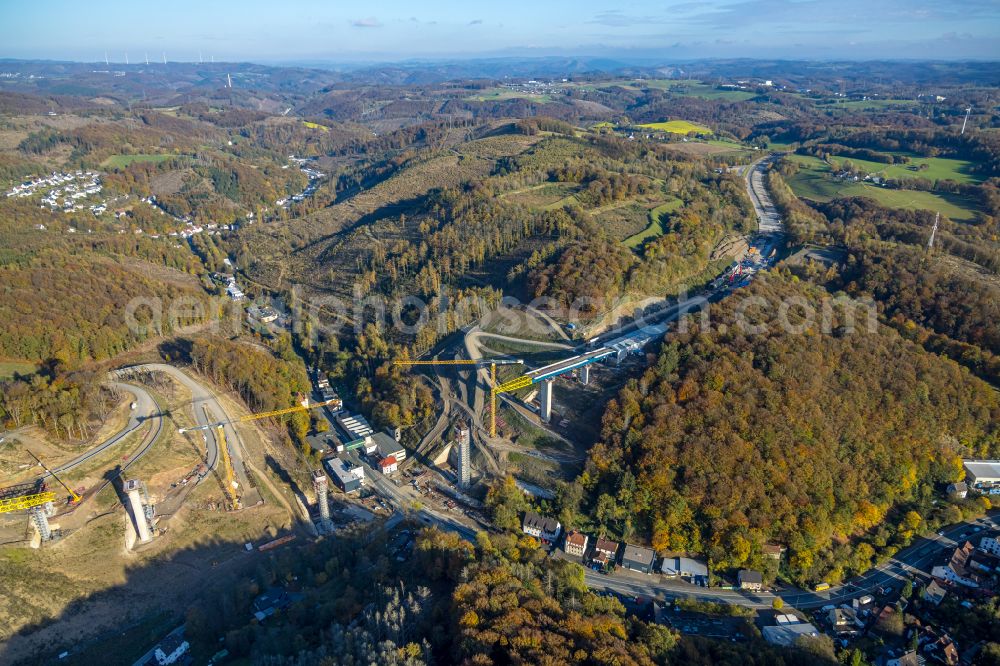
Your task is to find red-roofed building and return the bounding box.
[379,456,398,475]
[564,530,588,557]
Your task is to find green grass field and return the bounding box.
[623,198,684,248]
[786,155,981,222]
[101,154,174,169]
[825,153,983,184]
[464,88,554,103]
[0,360,37,380]
[636,79,758,101]
[816,98,917,111]
[639,120,713,135]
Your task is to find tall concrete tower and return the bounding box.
[456,423,471,489]
[124,479,153,544]
[312,469,330,525]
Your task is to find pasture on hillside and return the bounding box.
[786,154,982,222]
[824,153,984,184]
[639,120,713,135]
[101,153,174,168]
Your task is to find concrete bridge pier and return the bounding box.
[539,379,554,423]
[579,365,590,385]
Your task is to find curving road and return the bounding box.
[113,364,257,504]
[36,382,161,479]
[583,513,997,610]
[403,153,988,613]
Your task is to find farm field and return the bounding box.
[639,120,713,135]
[101,153,173,168]
[786,155,981,222]
[824,153,983,184]
[463,88,554,102]
[623,198,684,248]
[633,79,758,101]
[301,120,330,132]
[814,98,917,110]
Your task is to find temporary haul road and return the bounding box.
[33,381,161,480]
[117,363,260,506]
[31,364,261,509]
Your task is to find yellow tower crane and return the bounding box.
[178,397,342,511]
[391,358,524,438]
[27,450,82,503]
[177,397,343,434]
[0,489,56,514]
[0,450,82,542]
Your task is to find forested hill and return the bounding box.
[583,274,999,585]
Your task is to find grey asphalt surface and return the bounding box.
[583,514,997,610]
[116,364,257,503]
[36,382,161,479]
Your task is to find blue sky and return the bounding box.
[2,0,998,62]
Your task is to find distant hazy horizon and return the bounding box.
[3,0,998,63]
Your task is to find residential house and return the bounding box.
[923,580,948,606]
[661,557,708,579]
[946,482,968,499]
[226,283,245,301]
[932,541,981,588]
[593,537,619,566]
[924,637,959,666]
[762,544,785,560]
[379,456,398,475]
[247,304,279,324]
[874,604,897,629]
[621,544,656,574]
[154,634,189,665]
[829,608,864,633]
[971,548,1000,574]
[252,587,302,622]
[981,536,1000,557]
[738,569,764,591]
[564,530,588,557]
[522,511,562,543]
[887,651,925,666]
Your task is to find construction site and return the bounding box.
[0,361,371,663]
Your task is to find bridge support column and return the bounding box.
[30,504,52,542]
[579,365,590,385]
[312,469,331,532]
[539,379,554,423]
[125,479,153,544]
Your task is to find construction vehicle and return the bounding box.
[199,406,241,511]
[392,358,523,438]
[27,451,82,503]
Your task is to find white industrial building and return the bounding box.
[762,621,819,647]
[964,460,1000,488]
